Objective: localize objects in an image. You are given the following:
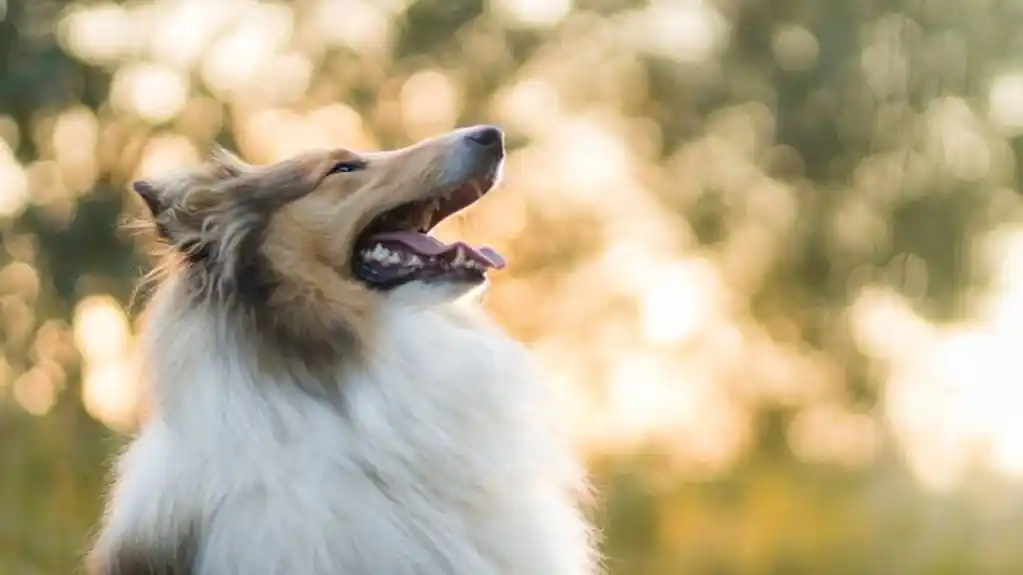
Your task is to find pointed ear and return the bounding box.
[132,180,162,217]
[206,147,249,179]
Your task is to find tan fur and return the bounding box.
[91,127,599,575]
[136,134,480,353]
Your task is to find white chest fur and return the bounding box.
[95,291,596,575]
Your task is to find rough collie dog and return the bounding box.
[87,126,598,574]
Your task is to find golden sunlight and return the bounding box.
[0,141,28,217]
[51,107,100,195]
[148,1,232,71]
[73,295,130,365]
[135,134,201,180]
[400,70,462,140]
[57,3,135,66]
[237,104,373,162]
[12,367,57,416]
[199,2,293,98]
[312,0,394,56]
[81,362,139,432]
[638,259,722,345]
[73,295,139,430]
[493,77,562,136]
[491,0,571,29]
[989,72,1023,135]
[110,63,190,124]
[851,226,1023,490]
[632,0,731,63]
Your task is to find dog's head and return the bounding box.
[134,125,506,348]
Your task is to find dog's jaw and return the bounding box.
[386,277,491,307]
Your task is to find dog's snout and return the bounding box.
[465,125,504,152]
[434,125,506,187]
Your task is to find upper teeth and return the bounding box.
[420,200,439,229]
[451,246,467,267]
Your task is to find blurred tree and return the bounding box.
[3,0,1023,573]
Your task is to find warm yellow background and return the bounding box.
[3,0,1023,573]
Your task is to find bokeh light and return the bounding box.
[5,0,1023,573]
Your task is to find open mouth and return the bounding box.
[352,170,505,288]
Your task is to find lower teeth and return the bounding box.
[360,245,480,272]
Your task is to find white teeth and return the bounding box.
[451,246,467,267]
[415,199,442,230]
[420,205,434,229]
[364,244,401,265]
[449,247,487,272]
[360,242,485,274]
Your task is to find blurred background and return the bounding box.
[2,0,1023,573]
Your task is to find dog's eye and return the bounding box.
[327,161,364,175]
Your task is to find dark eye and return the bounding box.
[328,161,364,175]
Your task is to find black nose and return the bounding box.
[466,125,504,150]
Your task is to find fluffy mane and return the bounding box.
[133,147,377,365]
[90,129,600,575]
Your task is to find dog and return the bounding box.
[87,125,600,574]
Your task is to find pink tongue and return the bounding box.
[368,231,507,269]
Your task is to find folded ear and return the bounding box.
[132,180,162,218]
[206,147,249,179]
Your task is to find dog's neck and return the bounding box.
[136,274,498,419]
[98,272,598,575]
